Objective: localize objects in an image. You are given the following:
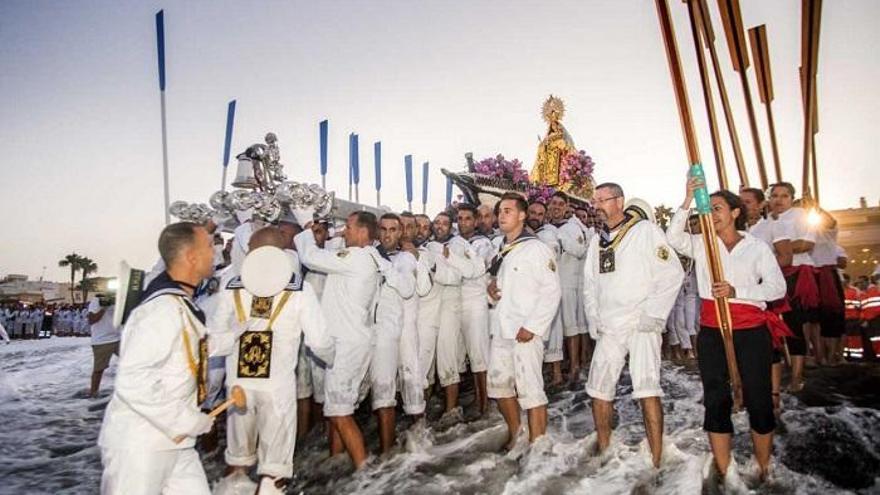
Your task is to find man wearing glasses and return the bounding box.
[583,183,683,468]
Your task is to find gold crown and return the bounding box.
[542,95,565,123]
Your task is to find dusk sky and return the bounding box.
[1,1,878,282]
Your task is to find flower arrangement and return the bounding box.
[560,150,595,189]
[527,182,557,205]
[472,154,529,186]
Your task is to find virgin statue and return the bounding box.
[530,95,576,187]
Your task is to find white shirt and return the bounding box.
[584,219,684,333]
[534,224,560,258]
[208,277,333,409]
[493,236,561,339]
[811,227,840,267]
[99,291,213,451]
[457,233,493,299]
[88,297,120,345]
[775,207,816,266]
[553,217,592,289]
[424,236,478,287]
[374,251,417,340]
[748,216,791,251]
[295,229,388,343]
[667,209,786,310]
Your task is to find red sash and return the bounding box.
[782,265,820,310]
[700,299,794,349]
[816,265,843,312]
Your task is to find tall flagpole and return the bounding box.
[748,25,782,183]
[404,155,413,212]
[348,133,353,201]
[696,0,749,187]
[800,0,822,203]
[155,11,170,225]
[374,142,382,207]
[352,134,360,204]
[445,175,453,207]
[685,0,728,190]
[421,162,429,215]
[319,120,328,190]
[220,100,236,191]
[717,0,769,189]
[655,0,742,410]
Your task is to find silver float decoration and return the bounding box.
[169,132,335,230]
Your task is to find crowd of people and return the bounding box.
[5,176,866,494]
[0,302,94,342]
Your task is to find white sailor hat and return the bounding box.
[241,246,295,297]
[624,197,656,224]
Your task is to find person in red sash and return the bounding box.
[859,275,880,361]
[769,183,818,391]
[668,180,787,481]
[741,187,793,416]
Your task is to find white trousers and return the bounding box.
[295,341,313,400]
[671,300,693,350]
[543,307,564,363]
[324,336,372,417]
[399,301,425,415]
[586,330,664,401]
[369,332,400,410]
[460,295,490,373]
[487,336,547,410]
[101,447,209,495]
[560,286,585,337]
[0,322,9,342]
[418,285,462,388]
[225,389,296,478]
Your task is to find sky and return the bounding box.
[1,1,878,282]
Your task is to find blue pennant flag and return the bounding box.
[352,134,360,185]
[155,11,166,91]
[374,142,382,192]
[319,120,328,176]
[222,100,236,168]
[404,155,413,204]
[446,175,453,206]
[348,134,353,187]
[422,162,429,206]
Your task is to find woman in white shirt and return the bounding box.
[667,179,787,482]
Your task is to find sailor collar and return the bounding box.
[138,271,206,324]
[226,272,303,293]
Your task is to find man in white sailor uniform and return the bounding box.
[99,222,227,495]
[398,212,433,421]
[300,220,336,425]
[294,211,389,469]
[211,227,334,494]
[455,203,494,415]
[527,201,565,388]
[419,211,478,425]
[548,192,593,383]
[583,184,683,468]
[487,193,561,449]
[370,213,419,453]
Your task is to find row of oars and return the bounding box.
[654,0,824,409]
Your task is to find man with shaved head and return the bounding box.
[211,225,333,494]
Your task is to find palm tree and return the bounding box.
[58,253,83,303]
[78,257,98,303]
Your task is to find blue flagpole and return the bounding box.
[352,134,360,203]
[220,99,236,191]
[348,133,353,201]
[405,155,413,212]
[156,10,170,225]
[445,175,453,207]
[319,120,328,190]
[422,161,429,214]
[374,141,381,207]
